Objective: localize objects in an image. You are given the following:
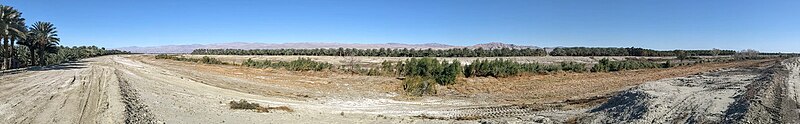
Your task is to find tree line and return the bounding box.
[193,47,739,58]
[1,4,130,70]
[549,47,736,56]
[192,47,548,57]
[155,55,228,65]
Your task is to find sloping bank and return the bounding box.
[576,58,799,123]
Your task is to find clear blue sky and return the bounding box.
[4,0,799,52]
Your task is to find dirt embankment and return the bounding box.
[576,58,800,123]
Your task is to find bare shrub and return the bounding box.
[228,100,293,113]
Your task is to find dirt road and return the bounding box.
[0,55,461,123]
[0,59,126,123]
[0,55,795,123]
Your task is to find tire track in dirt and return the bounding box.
[0,57,126,123]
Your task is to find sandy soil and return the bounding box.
[0,55,790,124]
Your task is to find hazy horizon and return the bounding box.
[5,0,800,53]
[113,41,776,52]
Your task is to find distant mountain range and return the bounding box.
[116,42,538,53]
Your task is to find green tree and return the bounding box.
[675,50,687,62]
[1,5,27,69]
[27,22,59,66]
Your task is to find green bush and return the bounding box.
[464,59,585,77]
[591,58,663,72]
[199,56,226,64]
[401,58,461,85]
[155,55,230,65]
[242,57,332,71]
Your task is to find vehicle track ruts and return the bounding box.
[415,104,563,120]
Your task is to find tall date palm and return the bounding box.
[28,21,59,65]
[0,5,26,69]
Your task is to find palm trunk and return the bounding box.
[39,50,46,66]
[29,46,36,66]
[2,37,8,70]
[9,37,16,68]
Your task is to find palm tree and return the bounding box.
[28,21,59,65]
[0,5,26,69]
[17,28,35,65]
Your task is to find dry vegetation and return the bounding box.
[228,100,293,113]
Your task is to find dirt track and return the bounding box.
[1,55,797,123]
[0,58,126,123]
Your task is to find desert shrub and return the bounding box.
[156,55,230,65]
[401,58,461,85]
[155,54,178,59]
[540,64,563,72]
[229,100,263,111]
[438,61,461,85]
[560,62,587,72]
[403,76,437,96]
[661,61,674,68]
[198,56,225,64]
[242,57,332,71]
[591,58,663,72]
[228,99,293,113]
[464,59,517,78]
[464,59,583,77]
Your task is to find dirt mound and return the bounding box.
[585,90,651,123]
[578,67,768,123]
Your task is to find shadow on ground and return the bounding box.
[0,60,90,76]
